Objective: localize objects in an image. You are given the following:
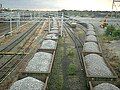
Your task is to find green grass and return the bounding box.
[105,25,120,40]
[100,34,114,42]
[67,63,77,75]
[48,38,64,90]
[67,48,75,58]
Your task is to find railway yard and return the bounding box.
[0,11,120,90]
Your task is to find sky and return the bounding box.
[0,0,120,11]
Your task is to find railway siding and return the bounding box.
[0,22,39,51]
[63,22,89,90]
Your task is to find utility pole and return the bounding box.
[30,12,32,20]
[22,11,24,20]
[0,4,2,11]
[48,16,51,32]
[17,11,20,31]
[39,11,41,21]
[61,12,63,37]
[34,11,35,21]
[57,11,59,20]
[10,10,12,35]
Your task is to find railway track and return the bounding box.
[0,21,43,83]
[64,22,88,90]
[0,22,39,52]
[0,22,26,36]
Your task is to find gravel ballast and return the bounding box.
[45,34,58,40]
[10,77,44,90]
[83,42,100,53]
[88,24,94,29]
[40,40,57,49]
[94,83,120,90]
[25,52,52,72]
[51,28,58,30]
[85,35,97,42]
[49,30,59,34]
[84,54,113,77]
[86,31,96,35]
[87,28,94,31]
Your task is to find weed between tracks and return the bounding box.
[48,27,87,90]
[48,37,64,90]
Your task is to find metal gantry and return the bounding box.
[0,10,46,38]
[112,0,120,10]
[112,0,120,18]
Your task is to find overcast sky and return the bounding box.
[1,0,120,11]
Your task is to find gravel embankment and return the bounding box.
[105,40,120,59]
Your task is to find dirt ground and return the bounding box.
[105,40,120,59]
[97,26,120,88]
